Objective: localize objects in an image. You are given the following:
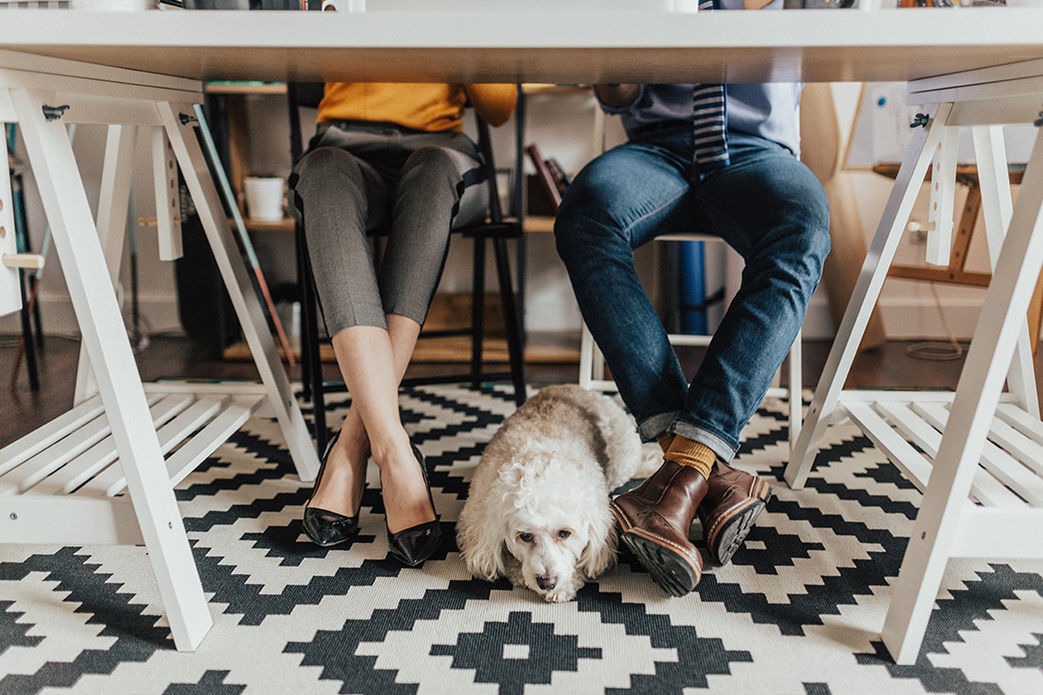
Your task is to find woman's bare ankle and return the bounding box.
[309,434,368,516]
[372,435,436,534]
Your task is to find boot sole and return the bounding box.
[619,531,701,596]
[611,501,702,596]
[705,494,769,566]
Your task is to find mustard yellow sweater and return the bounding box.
[317,83,517,132]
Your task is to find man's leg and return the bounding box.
[554,140,692,435]
[680,134,830,566]
[558,134,830,595]
[555,138,712,595]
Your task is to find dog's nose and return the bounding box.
[536,575,557,591]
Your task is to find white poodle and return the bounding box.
[457,384,649,602]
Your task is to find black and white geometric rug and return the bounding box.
[1,384,1041,694]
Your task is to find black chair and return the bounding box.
[286,83,527,452]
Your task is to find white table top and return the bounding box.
[0,7,1042,85]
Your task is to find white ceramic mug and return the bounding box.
[243,176,286,223]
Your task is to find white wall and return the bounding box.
[0,124,182,338]
[3,83,1026,344]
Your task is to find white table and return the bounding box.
[1,7,1043,83]
[1,5,1042,659]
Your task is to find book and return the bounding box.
[525,143,563,214]
[545,157,571,197]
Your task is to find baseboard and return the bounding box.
[802,294,992,342]
[223,332,582,365]
[0,295,183,337]
[2,292,1004,346]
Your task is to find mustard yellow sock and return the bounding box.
[656,432,675,454]
[664,435,715,480]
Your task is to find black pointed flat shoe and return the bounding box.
[302,431,363,547]
[386,442,441,567]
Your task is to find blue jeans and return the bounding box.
[554,128,830,461]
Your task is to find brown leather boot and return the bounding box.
[610,460,708,596]
[697,461,772,566]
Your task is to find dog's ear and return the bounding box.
[577,505,618,579]
[459,516,511,581]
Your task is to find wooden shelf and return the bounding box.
[237,217,295,233]
[224,334,579,366]
[205,81,287,95]
[523,215,555,233]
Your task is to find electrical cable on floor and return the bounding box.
[905,282,966,361]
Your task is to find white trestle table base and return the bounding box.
[786,60,1043,664]
[0,53,319,651]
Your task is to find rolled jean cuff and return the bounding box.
[637,411,681,444]
[668,419,737,464]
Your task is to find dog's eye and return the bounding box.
[518,532,534,543]
[557,529,571,540]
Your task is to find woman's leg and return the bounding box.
[307,315,425,525]
[291,146,389,519]
[378,144,484,323]
[298,142,479,528]
[371,145,483,531]
[329,320,435,534]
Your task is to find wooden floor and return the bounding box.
[3,333,1041,446]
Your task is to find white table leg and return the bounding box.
[882,127,1043,664]
[973,125,1040,418]
[151,126,183,262]
[74,124,138,406]
[11,88,212,652]
[925,126,959,267]
[0,125,21,317]
[785,102,953,489]
[788,329,803,451]
[157,101,318,482]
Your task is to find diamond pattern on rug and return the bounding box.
[1,385,1042,695]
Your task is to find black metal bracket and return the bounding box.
[910,112,930,129]
[179,112,199,126]
[41,104,70,121]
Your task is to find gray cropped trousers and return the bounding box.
[289,121,487,334]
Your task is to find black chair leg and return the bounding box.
[295,223,312,403]
[18,268,39,392]
[305,275,327,452]
[471,235,486,390]
[297,225,327,452]
[30,277,43,351]
[492,236,526,405]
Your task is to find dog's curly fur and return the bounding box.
[457,384,646,602]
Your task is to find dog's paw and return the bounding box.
[541,588,577,603]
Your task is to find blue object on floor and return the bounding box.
[678,240,707,335]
